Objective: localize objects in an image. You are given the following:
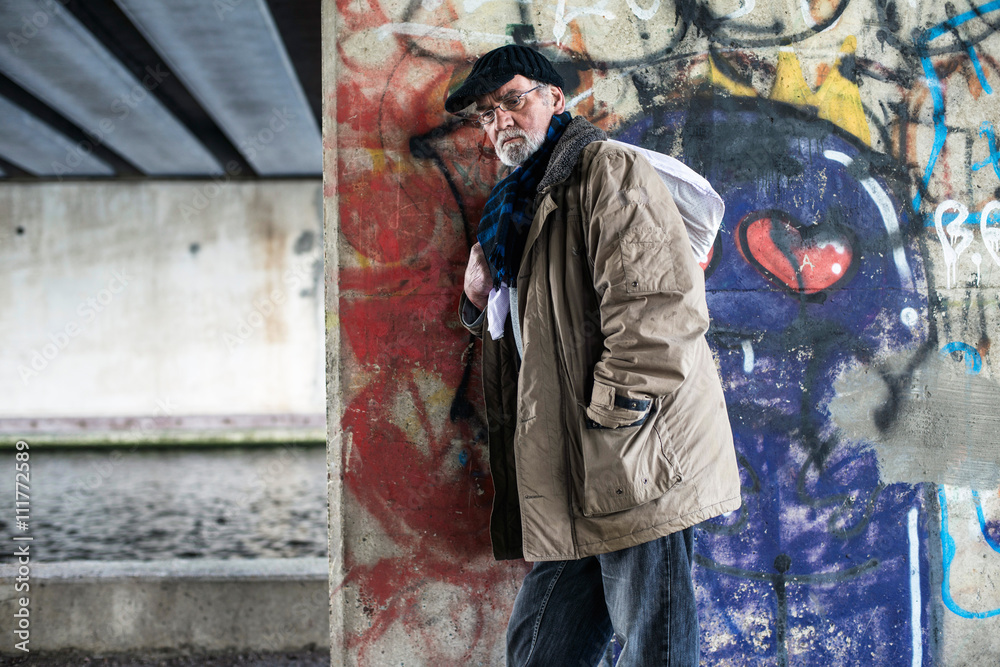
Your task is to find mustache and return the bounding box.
[497,128,528,144]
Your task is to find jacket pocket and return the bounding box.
[574,400,681,517]
[618,224,692,295]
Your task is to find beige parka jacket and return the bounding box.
[461,116,741,561]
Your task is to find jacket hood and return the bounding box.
[538,116,607,193]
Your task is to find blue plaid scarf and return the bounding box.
[477,112,572,289]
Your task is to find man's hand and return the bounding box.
[464,242,492,311]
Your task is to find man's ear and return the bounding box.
[551,86,566,114]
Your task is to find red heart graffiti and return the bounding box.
[737,211,856,295]
[700,235,723,278]
[699,244,715,271]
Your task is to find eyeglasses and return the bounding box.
[471,85,541,128]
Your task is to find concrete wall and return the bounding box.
[1,181,325,442]
[326,1,1000,664]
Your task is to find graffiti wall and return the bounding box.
[325,0,1000,664]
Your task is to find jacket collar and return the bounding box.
[536,115,607,193]
[514,115,608,307]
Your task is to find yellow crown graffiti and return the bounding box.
[709,36,872,146]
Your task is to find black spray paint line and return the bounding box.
[409,119,477,246]
[695,553,880,667]
[674,0,852,48]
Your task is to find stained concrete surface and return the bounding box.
[830,348,1000,489]
[0,559,328,655]
[1,181,325,422]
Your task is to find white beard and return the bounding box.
[495,127,545,167]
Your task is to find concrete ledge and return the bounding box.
[0,558,329,655]
[0,429,327,447]
[0,414,326,447]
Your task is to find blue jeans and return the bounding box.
[506,528,698,667]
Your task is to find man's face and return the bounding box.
[476,74,566,167]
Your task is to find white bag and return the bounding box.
[606,139,725,262]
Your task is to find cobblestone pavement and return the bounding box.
[0,650,329,666]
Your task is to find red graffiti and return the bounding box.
[336,31,526,665]
[699,243,715,271]
[737,211,857,295]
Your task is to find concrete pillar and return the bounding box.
[324,1,1000,664]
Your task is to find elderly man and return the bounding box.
[447,45,741,666]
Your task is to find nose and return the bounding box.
[493,106,515,131]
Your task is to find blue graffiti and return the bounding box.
[623,97,929,665]
[940,342,983,374]
[972,122,1000,182]
[914,0,1000,211]
[972,490,1000,553]
[923,212,987,228]
[937,486,1000,619]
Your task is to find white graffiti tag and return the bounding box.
[934,200,974,289]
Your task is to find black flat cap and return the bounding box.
[445,45,564,114]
